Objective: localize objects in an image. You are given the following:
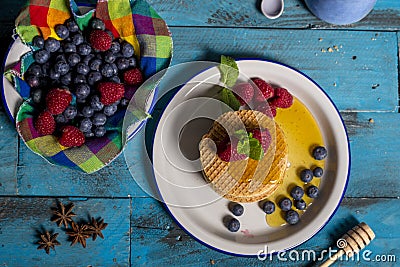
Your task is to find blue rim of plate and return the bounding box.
[1,1,159,141]
[152,58,351,257]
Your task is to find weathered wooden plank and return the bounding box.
[131,197,399,266]
[168,27,398,112]
[0,197,130,266]
[342,112,400,198]
[3,0,400,31]
[16,111,400,198]
[147,0,400,30]
[0,108,18,195]
[16,144,145,197]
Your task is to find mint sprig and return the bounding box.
[219,55,239,87]
[233,130,264,160]
[218,55,240,111]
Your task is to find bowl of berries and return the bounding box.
[2,0,172,173]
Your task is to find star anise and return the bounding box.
[51,202,76,228]
[66,221,92,248]
[87,217,108,241]
[37,231,61,254]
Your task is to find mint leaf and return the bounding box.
[219,55,239,87]
[249,138,264,160]
[237,138,250,155]
[234,129,248,140]
[220,87,240,111]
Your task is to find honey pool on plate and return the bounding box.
[266,97,325,227]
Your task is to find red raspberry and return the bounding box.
[89,30,112,51]
[59,126,85,147]
[250,128,271,152]
[254,101,277,117]
[269,88,293,108]
[251,78,275,102]
[123,68,143,85]
[232,83,254,106]
[217,139,247,162]
[97,82,125,105]
[35,111,56,135]
[46,88,72,115]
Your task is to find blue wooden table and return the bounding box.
[0,0,399,266]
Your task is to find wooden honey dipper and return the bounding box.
[320,222,375,267]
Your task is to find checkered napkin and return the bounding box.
[8,0,172,173]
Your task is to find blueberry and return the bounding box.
[65,18,79,33]
[32,36,45,49]
[290,186,304,201]
[60,73,72,86]
[227,218,240,232]
[75,83,91,100]
[307,186,319,198]
[55,24,69,39]
[81,106,94,118]
[104,51,116,63]
[27,63,42,77]
[90,95,104,111]
[41,62,51,76]
[93,113,107,126]
[55,114,68,124]
[96,53,103,60]
[90,18,105,30]
[128,57,137,67]
[82,54,95,65]
[279,198,292,212]
[31,88,43,103]
[84,131,94,138]
[101,63,114,78]
[300,169,313,183]
[67,53,81,67]
[87,71,102,86]
[76,62,90,75]
[71,33,84,45]
[77,43,92,56]
[79,118,92,133]
[44,37,60,53]
[313,146,327,160]
[49,68,61,80]
[120,98,129,106]
[110,41,120,53]
[285,210,300,225]
[116,57,129,70]
[103,104,117,116]
[110,63,118,75]
[89,58,102,71]
[63,42,76,53]
[295,199,306,210]
[94,126,106,137]
[230,203,244,216]
[55,61,70,76]
[25,75,40,88]
[121,42,134,57]
[313,167,323,177]
[262,201,275,214]
[73,74,86,84]
[109,76,120,83]
[63,105,77,119]
[33,49,50,64]
[55,54,67,63]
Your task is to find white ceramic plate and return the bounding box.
[152,59,350,256]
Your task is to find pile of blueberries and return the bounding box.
[226,146,327,231]
[24,17,137,138]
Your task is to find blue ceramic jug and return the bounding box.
[305,0,377,25]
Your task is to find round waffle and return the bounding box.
[199,110,288,203]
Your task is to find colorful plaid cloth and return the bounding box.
[10,0,172,173]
